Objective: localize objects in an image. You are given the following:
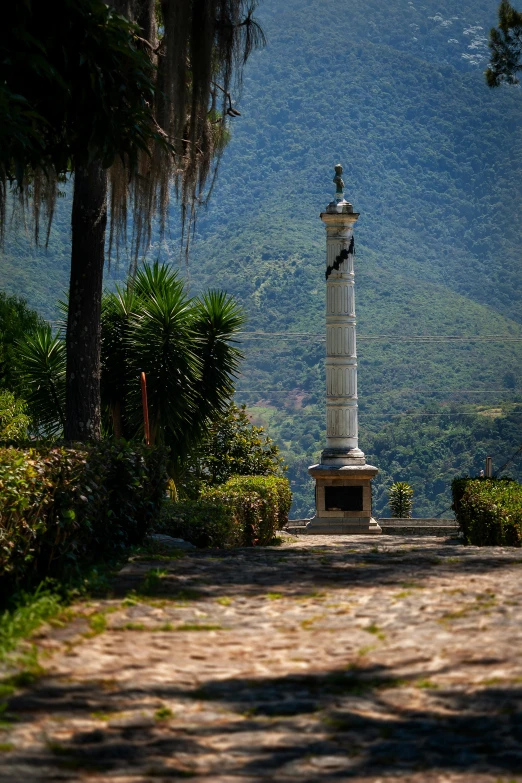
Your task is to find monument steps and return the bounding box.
[285,518,461,537]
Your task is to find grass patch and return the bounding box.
[86,612,107,636]
[0,585,63,662]
[119,622,145,631]
[216,596,232,606]
[138,568,169,595]
[415,679,439,689]
[301,615,323,630]
[357,644,378,657]
[0,742,14,752]
[155,622,174,631]
[266,592,283,600]
[365,623,386,641]
[175,623,223,632]
[154,705,174,721]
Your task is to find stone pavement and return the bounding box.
[2,534,522,782]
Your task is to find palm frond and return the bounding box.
[126,284,201,453]
[191,290,245,423]
[17,325,66,436]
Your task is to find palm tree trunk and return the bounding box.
[65,161,107,441]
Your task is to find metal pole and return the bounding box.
[141,371,150,446]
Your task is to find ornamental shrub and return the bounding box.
[388,481,414,518]
[156,500,239,548]
[158,475,292,548]
[0,441,167,593]
[452,476,521,546]
[0,390,30,440]
[203,476,292,546]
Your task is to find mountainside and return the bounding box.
[1,0,522,516]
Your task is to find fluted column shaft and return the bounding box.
[320,209,362,462]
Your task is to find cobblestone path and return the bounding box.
[2,534,522,782]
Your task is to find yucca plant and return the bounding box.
[18,263,245,459]
[388,482,414,519]
[125,276,201,450]
[100,285,136,439]
[17,325,66,435]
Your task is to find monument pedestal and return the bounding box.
[306,462,381,535]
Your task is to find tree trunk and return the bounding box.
[65,161,108,441]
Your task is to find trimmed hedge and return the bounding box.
[452,476,522,546]
[158,475,292,548]
[157,500,240,548]
[0,441,167,591]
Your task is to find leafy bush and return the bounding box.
[452,476,521,546]
[158,475,292,548]
[0,390,30,439]
[156,500,239,548]
[0,441,167,592]
[388,482,414,518]
[0,291,44,396]
[180,404,286,497]
[203,475,292,546]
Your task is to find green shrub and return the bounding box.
[180,403,286,497]
[0,390,30,440]
[452,476,521,546]
[0,440,167,593]
[388,481,414,518]
[157,500,239,548]
[203,475,292,546]
[157,475,292,548]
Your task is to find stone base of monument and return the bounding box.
[303,516,382,535]
[306,462,381,535]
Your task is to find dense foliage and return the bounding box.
[16,264,244,454]
[0,391,30,440]
[0,441,167,593]
[101,263,244,461]
[0,291,44,395]
[159,475,292,547]
[180,403,285,497]
[0,0,159,223]
[452,476,522,545]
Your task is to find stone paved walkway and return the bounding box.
[2,534,522,782]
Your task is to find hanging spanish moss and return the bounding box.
[111,0,266,265]
[1,0,265,262]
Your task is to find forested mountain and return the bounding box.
[1,0,521,517]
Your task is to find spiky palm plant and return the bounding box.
[126,278,201,451]
[100,285,136,439]
[101,262,244,464]
[18,325,66,436]
[19,263,244,456]
[388,482,414,519]
[191,290,245,424]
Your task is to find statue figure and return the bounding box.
[333,163,344,200]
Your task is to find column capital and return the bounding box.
[320,210,360,229]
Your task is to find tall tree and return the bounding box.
[1,0,264,441]
[486,0,522,86]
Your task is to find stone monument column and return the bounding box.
[307,165,380,535]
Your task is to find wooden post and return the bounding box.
[485,456,493,478]
[140,371,150,446]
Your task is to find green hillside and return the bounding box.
[1,0,521,517]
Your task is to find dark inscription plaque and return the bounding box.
[325,485,363,512]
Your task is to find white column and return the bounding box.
[320,204,365,466]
